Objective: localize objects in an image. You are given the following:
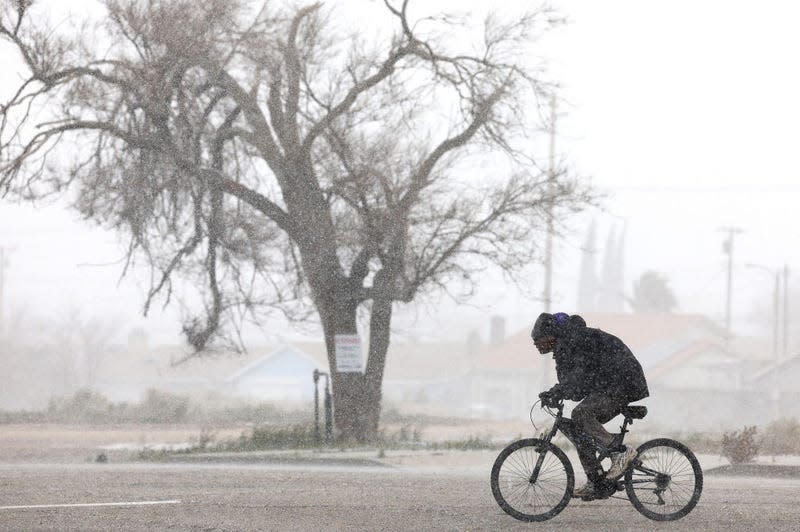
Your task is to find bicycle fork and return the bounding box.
[529,422,560,483]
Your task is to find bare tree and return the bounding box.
[0,306,118,408]
[46,307,120,391]
[0,0,592,440]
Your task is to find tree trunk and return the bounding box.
[319,293,393,443]
[330,373,382,442]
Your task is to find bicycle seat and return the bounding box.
[622,405,648,419]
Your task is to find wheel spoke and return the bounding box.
[625,440,702,521]
[492,440,572,521]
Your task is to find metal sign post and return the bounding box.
[312,369,333,444]
[323,375,333,443]
[312,369,321,444]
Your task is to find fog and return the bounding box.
[3,3,800,530]
[0,0,798,456]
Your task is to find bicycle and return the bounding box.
[490,397,703,522]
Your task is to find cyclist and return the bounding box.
[531,312,649,499]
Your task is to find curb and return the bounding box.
[705,464,800,479]
[144,451,392,468]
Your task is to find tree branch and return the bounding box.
[399,85,506,213]
[220,177,297,240]
[210,69,289,184]
[284,3,322,147]
[300,42,411,153]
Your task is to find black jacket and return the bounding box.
[549,315,649,402]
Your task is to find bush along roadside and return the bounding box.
[721,426,759,464]
[150,424,501,458]
[0,388,312,425]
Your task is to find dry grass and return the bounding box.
[0,423,247,463]
[0,416,549,463]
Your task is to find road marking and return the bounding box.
[0,500,181,510]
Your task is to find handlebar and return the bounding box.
[541,396,564,409]
[529,396,563,431]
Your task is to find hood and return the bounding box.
[531,312,586,340]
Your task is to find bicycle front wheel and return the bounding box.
[490,438,574,522]
[625,438,703,521]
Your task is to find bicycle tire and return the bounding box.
[624,438,703,521]
[490,438,574,522]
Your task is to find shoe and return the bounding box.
[606,448,638,480]
[573,481,596,499]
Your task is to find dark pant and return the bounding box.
[560,393,628,483]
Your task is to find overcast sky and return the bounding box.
[1,0,798,346]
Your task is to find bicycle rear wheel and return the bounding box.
[490,438,574,522]
[625,438,703,521]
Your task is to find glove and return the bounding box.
[538,389,561,407]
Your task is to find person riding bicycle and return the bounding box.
[531,312,649,500]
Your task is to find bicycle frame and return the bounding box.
[532,400,646,491]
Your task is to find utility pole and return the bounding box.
[542,94,557,312]
[746,263,780,359]
[783,264,789,358]
[0,247,5,338]
[720,227,743,338]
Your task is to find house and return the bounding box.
[468,323,548,419]
[219,340,471,413]
[95,333,471,413]
[225,344,329,402]
[749,355,800,420]
[94,313,785,430]
[468,313,776,429]
[580,313,769,429]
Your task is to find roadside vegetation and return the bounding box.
[0,388,312,425]
[673,420,800,464]
[156,423,500,457]
[6,390,800,460]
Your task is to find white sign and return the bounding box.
[335,334,363,373]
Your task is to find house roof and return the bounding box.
[225,344,328,383]
[102,313,755,390]
[102,336,470,387]
[579,313,730,369]
[225,340,470,381]
[473,313,738,373]
[383,342,471,380]
[646,339,731,380]
[750,355,800,388]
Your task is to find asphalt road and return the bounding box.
[1,462,799,531]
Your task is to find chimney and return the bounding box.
[490,315,506,346]
[466,329,483,357]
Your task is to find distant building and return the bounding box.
[225,344,328,401]
[749,355,800,420]
[467,313,782,429]
[91,314,791,430]
[95,337,471,413]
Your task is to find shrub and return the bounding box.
[46,388,115,423]
[383,424,423,444]
[134,389,189,423]
[228,424,317,451]
[721,426,759,464]
[760,418,800,456]
[431,435,496,451]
